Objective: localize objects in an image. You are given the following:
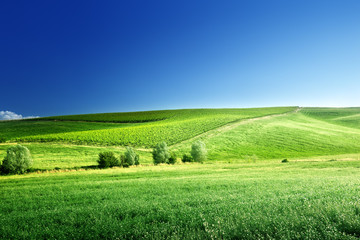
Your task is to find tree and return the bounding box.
[97,151,119,168]
[191,141,207,163]
[124,147,139,166]
[152,142,170,165]
[1,145,33,174]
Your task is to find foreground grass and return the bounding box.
[1,160,360,239]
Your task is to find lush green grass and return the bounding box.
[1,107,360,239]
[1,160,360,239]
[1,107,295,147]
[173,108,360,161]
[302,107,360,129]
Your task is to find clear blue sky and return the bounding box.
[1,0,359,117]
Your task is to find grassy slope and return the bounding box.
[1,107,359,170]
[302,107,360,129]
[0,107,296,147]
[0,121,138,140]
[1,160,360,239]
[173,108,360,161]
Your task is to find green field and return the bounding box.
[1,107,360,239]
[1,160,360,239]
[0,107,296,147]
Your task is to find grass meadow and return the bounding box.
[1,107,360,239]
[1,160,360,239]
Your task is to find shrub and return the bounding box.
[124,147,139,166]
[191,141,207,163]
[181,154,193,163]
[168,152,177,164]
[134,155,140,166]
[282,159,289,163]
[120,155,125,166]
[152,142,170,165]
[97,151,119,168]
[1,145,33,174]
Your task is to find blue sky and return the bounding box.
[1,0,359,117]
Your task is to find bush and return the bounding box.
[97,151,119,168]
[120,155,125,166]
[168,152,177,164]
[134,155,140,166]
[1,145,33,174]
[191,141,207,163]
[152,142,170,165]
[181,154,193,163]
[124,147,139,166]
[282,159,289,163]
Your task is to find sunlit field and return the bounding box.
[1,107,360,239]
[1,160,360,239]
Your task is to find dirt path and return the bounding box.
[171,107,301,149]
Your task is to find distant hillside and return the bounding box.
[0,107,296,147]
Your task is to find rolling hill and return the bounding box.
[1,106,360,239]
[0,106,360,170]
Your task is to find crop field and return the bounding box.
[0,107,296,147]
[1,107,360,239]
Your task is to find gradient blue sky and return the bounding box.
[1,0,359,117]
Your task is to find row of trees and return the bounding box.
[98,140,208,168]
[152,141,207,164]
[0,141,208,174]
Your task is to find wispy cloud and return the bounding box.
[0,111,39,120]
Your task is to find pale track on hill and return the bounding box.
[170,107,302,149]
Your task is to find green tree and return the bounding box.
[152,142,170,165]
[97,151,119,168]
[124,147,139,166]
[191,141,207,163]
[1,145,33,174]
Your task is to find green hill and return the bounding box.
[0,107,296,147]
[1,107,360,239]
[0,106,359,170]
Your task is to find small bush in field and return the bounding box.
[124,147,139,166]
[152,142,170,165]
[1,145,33,174]
[191,141,207,163]
[97,151,119,168]
[181,154,193,163]
[282,159,289,163]
[168,152,177,164]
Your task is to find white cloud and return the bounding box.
[0,111,39,120]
